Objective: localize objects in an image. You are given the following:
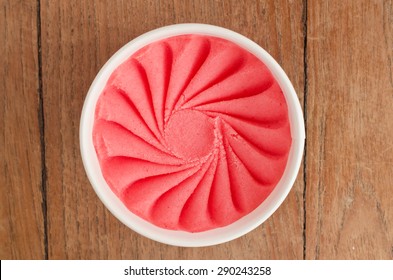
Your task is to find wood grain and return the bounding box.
[40,0,304,259]
[0,0,45,259]
[306,0,393,259]
[4,0,392,261]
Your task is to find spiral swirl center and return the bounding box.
[164,109,215,160]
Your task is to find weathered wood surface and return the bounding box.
[0,0,45,259]
[40,0,304,259]
[2,0,391,260]
[306,0,393,259]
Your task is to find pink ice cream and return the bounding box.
[93,34,292,232]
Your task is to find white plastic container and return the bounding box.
[80,24,305,247]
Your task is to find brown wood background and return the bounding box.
[1,0,392,260]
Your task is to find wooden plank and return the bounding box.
[0,0,45,259]
[41,0,304,259]
[306,0,393,259]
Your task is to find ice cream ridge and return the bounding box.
[93,34,292,232]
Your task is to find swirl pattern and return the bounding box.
[93,35,292,232]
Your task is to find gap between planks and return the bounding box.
[36,0,48,260]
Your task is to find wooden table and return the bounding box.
[1,0,392,260]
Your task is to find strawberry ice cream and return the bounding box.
[93,34,292,232]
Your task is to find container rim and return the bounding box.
[80,23,305,247]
